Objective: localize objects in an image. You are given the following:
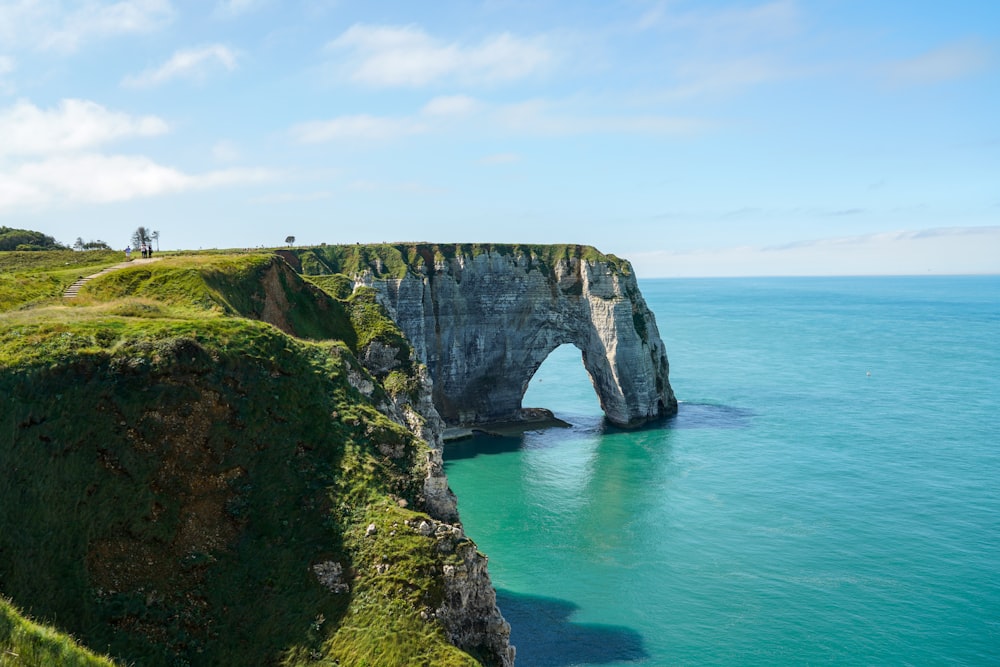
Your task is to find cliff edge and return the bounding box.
[293,244,677,428]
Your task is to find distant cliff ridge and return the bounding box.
[293,244,677,428]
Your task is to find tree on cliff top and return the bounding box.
[74,237,111,251]
[0,226,64,251]
[132,226,153,249]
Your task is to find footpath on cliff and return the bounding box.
[62,257,162,299]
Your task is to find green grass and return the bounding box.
[306,503,478,667]
[0,597,117,666]
[305,274,354,300]
[290,242,632,280]
[78,254,358,345]
[0,248,502,666]
[0,250,122,312]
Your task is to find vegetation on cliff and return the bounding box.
[0,249,121,311]
[291,243,632,280]
[1,596,116,666]
[0,248,491,666]
[0,226,65,252]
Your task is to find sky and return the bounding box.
[0,0,998,277]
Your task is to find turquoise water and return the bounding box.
[443,276,1000,666]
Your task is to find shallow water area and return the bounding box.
[443,276,1000,666]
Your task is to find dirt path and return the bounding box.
[62,257,162,299]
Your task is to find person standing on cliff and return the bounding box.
[125,245,131,260]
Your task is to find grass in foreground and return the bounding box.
[0,597,116,666]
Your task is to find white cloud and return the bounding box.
[0,153,275,211]
[212,140,241,162]
[0,97,273,212]
[0,98,168,156]
[290,114,427,143]
[422,94,481,116]
[250,190,332,204]
[122,45,239,88]
[288,95,712,144]
[479,152,520,165]
[346,179,444,196]
[629,227,1000,277]
[0,0,174,53]
[662,58,790,100]
[327,24,553,87]
[881,40,992,87]
[214,0,267,18]
[650,0,800,42]
[634,1,800,102]
[496,99,712,136]
[0,55,13,93]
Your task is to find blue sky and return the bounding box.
[1,0,997,276]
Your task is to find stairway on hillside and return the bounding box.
[62,258,161,299]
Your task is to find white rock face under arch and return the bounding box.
[355,247,677,428]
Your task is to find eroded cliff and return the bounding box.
[295,244,677,428]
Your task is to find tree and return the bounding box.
[285,235,295,246]
[72,237,110,250]
[151,230,160,251]
[0,226,64,251]
[131,226,152,249]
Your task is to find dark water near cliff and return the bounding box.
[443,276,1000,666]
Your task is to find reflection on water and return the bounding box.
[443,403,750,462]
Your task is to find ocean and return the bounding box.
[443,276,1000,666]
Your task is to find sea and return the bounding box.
[443,276,1000,666]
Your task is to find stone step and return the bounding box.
[62,257,162,299]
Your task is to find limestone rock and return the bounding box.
[437,541,516,667]
[356,247,677,427]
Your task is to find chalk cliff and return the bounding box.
[297,244,677,428]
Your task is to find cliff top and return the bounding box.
[288,242,633,279]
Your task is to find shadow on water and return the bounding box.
[668,401,754,430]
[443,403,751,462]
[498,590,648,666]
[444,434,524,461]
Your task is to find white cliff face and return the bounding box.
[356,249,676,428]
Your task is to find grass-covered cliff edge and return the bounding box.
[0,248,512,666]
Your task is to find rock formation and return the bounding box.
[315,244,677,428]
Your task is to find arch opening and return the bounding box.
[521,343,602,420]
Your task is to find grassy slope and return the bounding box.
[1,597,115,667]
[0,251,479,666]
[0,250,122,311]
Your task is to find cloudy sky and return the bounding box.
[1,0,997,276]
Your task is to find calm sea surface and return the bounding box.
[443,276,1000,666]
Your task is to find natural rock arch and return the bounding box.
[336,244,677,428]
